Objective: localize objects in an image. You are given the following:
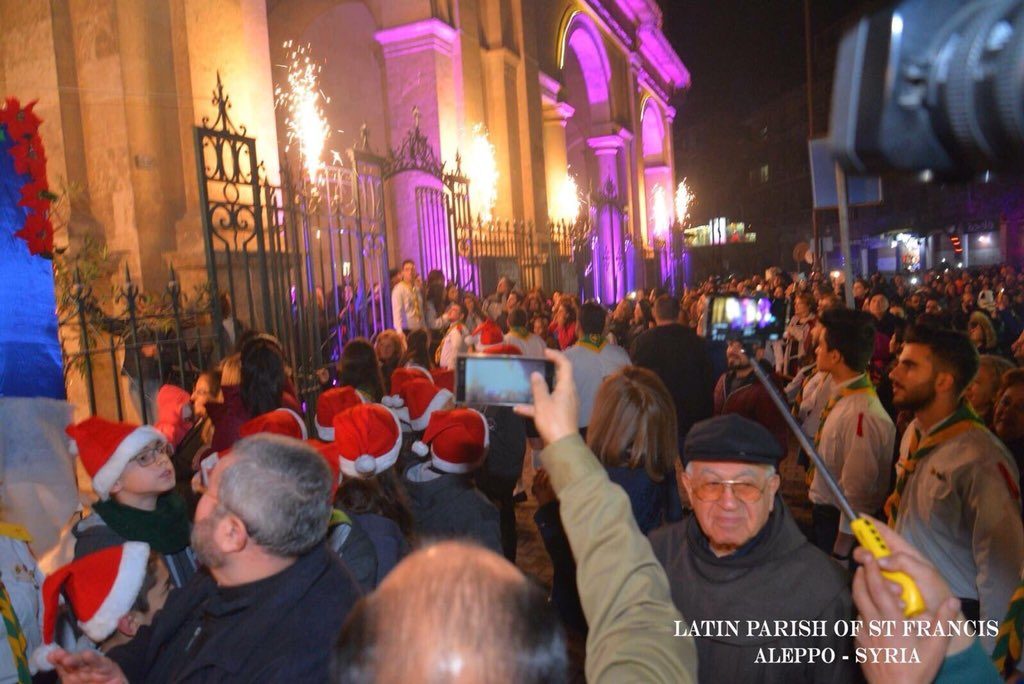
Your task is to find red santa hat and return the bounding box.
[239,408,308,441]
[66,417,167,500]
[154,384,193,447]
[481,344,522,356]
[384,378,453,432]
[388,366,433,401]
[315,387,365,440]
[32,542,150,672]
[411,408,490,473]
[467,320,504,350]
[430,368,455,392]
[309,439,343,500]
[332,404,403,479]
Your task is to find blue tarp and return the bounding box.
[0,126,64,399]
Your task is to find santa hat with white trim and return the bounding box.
[315,387,365,440]
[309,439,343,500]
[332,404,403,479]
[239,407,308,440]
[32,542,150,673]
[385,366,434,408]
[411,408,490,473]
[481,343,522,356]
[385,378,453,432]
[66,417,167,501]
[466,320,504,350]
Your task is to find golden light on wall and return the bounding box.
[651,184,670,240]
[675,178,693,226]
[275,41,331,183]
[463,124,499,222]
[550,174,581,224]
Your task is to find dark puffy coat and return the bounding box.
[108,545,360,683]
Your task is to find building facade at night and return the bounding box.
[0,0,687,304]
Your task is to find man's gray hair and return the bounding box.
[220,434,331,557]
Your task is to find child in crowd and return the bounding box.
[404,408,502,554]
[32,542,169,672]
[67,418,196,589]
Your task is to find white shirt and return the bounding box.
[0,533,42,678]
[797,370,834,440]
[503,330,547,357]
[808,374,896,534]
[391,281,424,331]
[564,339,631,428]
[893,420,1024,651]
[438,323,469,370]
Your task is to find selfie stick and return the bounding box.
[741,346,925,617]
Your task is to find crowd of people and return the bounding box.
[6,258,1024,682]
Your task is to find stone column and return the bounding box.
[375,18,458,269]
[588,130,631,303]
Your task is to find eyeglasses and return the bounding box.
[132,443,172,468]
[693,479,768,503]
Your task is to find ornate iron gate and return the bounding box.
[195,78,391,416]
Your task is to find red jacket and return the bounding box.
[207,383,302,452]
[712,368,790,454]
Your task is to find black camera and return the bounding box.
[830,0,1024,179]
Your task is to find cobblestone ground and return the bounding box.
[513,437,812,588]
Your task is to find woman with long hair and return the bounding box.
[533,366,682,635]
[339,337,386,402]
[400,328,434,371]
[374,329,405,393]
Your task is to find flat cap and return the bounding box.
[683,414,784,466]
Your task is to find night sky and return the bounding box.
[661,0,876,121]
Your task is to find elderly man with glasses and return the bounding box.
[649,414,858,683]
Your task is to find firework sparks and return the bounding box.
[551,173,581,224]
[275,41,330,183]
[675,178,693,226]
[463,124,498,223]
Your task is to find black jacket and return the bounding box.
[108,545,360,683]
[404,464,503,554]
[649,499,856,684]
[631,324,714,444]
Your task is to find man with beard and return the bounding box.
[47,434,361,682]
[712,340,788,452]
[885,325,1023,650]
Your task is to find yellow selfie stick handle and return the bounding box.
[851,518,926,617]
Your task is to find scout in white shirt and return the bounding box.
[809,308,896,560]
[563,302,630,430]
[437,303,470,370]
[503,309,547,357]
[886,326,1023,651]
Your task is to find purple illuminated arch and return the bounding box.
[641,99,665,161]
[564,14,612,118]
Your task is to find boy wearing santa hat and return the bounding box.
[403,409,502,554]
[31,542,167,672]
[68,417,196,589]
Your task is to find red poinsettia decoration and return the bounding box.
[1,97,53,257]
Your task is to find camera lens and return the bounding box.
[931,0,1024,171]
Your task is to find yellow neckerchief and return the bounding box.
[806,373,875,484]
[0,524,31,543]
[576,334,607,353]
[884,402,984,525]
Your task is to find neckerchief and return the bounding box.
[92,492,191,553]
[508,326,529,339]
[806,374,875,484]
[0,581,29,683]
[884,402,983,525]
[995,578,1024,677]
[576,334,606,353]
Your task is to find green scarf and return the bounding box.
[92,492,191,554]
